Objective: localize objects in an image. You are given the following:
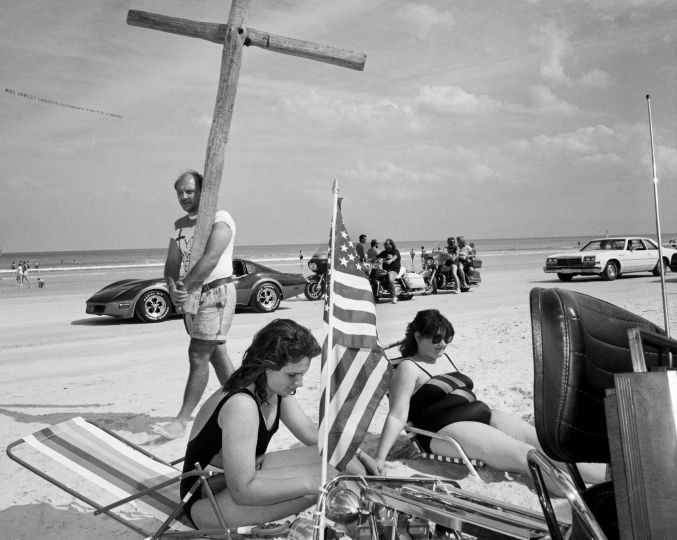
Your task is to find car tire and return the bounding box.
[601,261,619,281]
[652,258,668,277]
[136,290,171,322]
[252,283,281,313]
[304,280,323,301]
[557,273,574,282]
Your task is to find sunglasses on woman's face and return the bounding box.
[430,334,452,345]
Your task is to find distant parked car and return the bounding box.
[85,259,306,322]
[544,237,676,282]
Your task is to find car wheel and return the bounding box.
[652,258,668,276]
[601,261,618,281]
[252,283,281,313]
[136,290,171,322]
[557,273,574,282]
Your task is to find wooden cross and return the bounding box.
[127,0,366,313]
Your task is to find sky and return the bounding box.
[2,0,676,252]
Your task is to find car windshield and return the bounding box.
[581,239,625,251]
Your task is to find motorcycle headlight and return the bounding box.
[308,262,317,272]
[324,486,361,523]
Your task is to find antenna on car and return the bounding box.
[646,94,671,338]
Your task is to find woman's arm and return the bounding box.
[280,396,317,446]
[373,362,418,471]
[219,394,318,505]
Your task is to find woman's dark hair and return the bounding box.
[224,319,321,403]
[399,309,454,357]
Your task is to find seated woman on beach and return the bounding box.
[180,318,371,529]
[370,309,603,493]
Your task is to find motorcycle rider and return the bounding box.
[356,234,367,263]
[377,238,402,303]
[367,239,379,262]
[457,236,475,284]
[445,237,469,292]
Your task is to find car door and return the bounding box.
[625,239,650,272]
[641,239,660,271]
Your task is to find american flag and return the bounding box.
[318,204,392,471]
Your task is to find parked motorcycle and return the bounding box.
[368,259,429,302]
[304,256,328,301]
[420,252,482,293]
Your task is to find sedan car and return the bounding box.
[544,237,675,282]
[86,259,306,322]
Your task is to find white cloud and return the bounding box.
[575,68,612,88]
[533,21,571,85]
[415,85,501,115]
[279,90,420,133]
[342,161,436,186]
[393,4,455,40]
[527,85,576,114]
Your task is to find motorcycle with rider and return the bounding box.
[420,237,482,294]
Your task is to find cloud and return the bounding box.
[534,21,571,85]
[279,90,420,133]
[341,161,437,189]
[393,4,456,40]
[415,85,501,114]
[527,85,576,114]
[576,68,612,88]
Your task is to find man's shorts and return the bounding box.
[184,282,236,343]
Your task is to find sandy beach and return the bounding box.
[1,255,675,539]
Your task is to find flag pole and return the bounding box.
[646,95,671,344]
[316,180,339,540]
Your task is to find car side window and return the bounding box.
[233,260,245,277]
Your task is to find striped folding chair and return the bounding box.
[382,341,486,481]
[6,417,290,539]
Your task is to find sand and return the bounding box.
[1,254,675,539]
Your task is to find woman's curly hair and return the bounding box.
[399,309,454,358]
[224,319,321,404]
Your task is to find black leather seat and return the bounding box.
[529,287,666,539]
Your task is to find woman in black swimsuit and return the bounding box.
[181,319,370,529]
[371,310,604,490]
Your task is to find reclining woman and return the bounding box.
[180,319,371,529]
[369,309,603,494]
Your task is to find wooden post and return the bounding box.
[127,2,366,313]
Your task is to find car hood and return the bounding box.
[546,250,603,258]
[86,278,165,303]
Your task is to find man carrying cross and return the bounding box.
[153,170,237,440]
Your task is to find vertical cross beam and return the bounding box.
[184,0,248,313]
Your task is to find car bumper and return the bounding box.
[86,302,135,318]
[543,265,601,274]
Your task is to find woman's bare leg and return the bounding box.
[191,489,317,529]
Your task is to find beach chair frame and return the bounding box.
[382,341,485,481]
[6,417,286,539]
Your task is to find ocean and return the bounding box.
[2,233,673,274]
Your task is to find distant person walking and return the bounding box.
[153,170,237,440]
[298,250,303,261]
[409,248,416,270]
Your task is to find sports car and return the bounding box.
[544,237,676,282]
[85,259,306,322]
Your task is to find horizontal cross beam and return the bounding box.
[127,10,366,71]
